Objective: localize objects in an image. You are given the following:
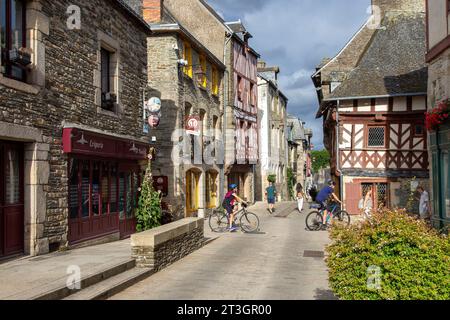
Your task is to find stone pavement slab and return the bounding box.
[110,202,335,300]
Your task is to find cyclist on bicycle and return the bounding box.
[222,184,248,232]
[316,180,342,228]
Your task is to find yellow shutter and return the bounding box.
[212,67,219,95]
[183,42,192,78]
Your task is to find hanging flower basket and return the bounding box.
[425,99,450,131]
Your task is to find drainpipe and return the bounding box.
[220,32,233,201]
[336,100,343,201]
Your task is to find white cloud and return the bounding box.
[208,0,371,149]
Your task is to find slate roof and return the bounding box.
[287,115,306,142]
[327,13,427,100]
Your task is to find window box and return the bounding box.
[9,48,32,67]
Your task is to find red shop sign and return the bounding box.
[62,128,149,160]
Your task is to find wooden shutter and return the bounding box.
[345,183,362,215]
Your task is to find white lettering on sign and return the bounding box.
[89,140,104,150]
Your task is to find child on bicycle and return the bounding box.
[222,184,248,232]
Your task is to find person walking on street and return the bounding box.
[265,182,277,214]
[297,186,305,213]
[359,186,373,219]
[416,186,431,220]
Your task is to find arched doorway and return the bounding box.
[186,169,201,217]
[205,170,219,209]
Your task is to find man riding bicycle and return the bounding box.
[315,180,343,228]
[222,184,248,232]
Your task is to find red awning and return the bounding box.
[62,128,149,160]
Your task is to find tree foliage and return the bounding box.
[311,149,330,173]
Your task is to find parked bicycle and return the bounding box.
[209,203,260,233]
[306,201,351,231]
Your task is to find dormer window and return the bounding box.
[0,0,27,82]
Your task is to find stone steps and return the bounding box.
[63,267,155,300]
[29,259,137,300]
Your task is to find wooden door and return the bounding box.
[0,142,24,258]
[186,170,200,217]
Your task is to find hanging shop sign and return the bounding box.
[186,115,201,136]
[148,114,161,128]
[145,97,162,114]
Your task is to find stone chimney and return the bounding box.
[371,0,425,15]
[143,0,163,24]
[257,60,267,69]
[257,61,280,85]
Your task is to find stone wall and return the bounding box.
[0,0,149,254]
[131,218,204,270]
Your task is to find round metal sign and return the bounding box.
[148,114,161,128]
[145,97,162,113]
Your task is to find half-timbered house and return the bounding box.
[312,0,429,215]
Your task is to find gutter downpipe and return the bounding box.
[220,32,233,201]
[336,100,343,201]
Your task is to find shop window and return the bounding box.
[126,173,132,218]
[110,165,118,213]
[101,163,109,215]
[183,42,192,78]
[81,161,90,218]
[92,162,100,216]
[0,0,27,82]
[69,160,80,219]
[119,173,125,220]
[367,127,385,147]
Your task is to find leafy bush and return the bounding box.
[326,209,450,300]
[135,160,162,232]
[287,168,296,200]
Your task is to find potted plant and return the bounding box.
[425,99,450,131]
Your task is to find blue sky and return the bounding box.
[207,0,371,149]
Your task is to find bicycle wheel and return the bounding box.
[240,212,260,233]
[332,210,351,227]
[306,211,323,231]
[209,211,228,233]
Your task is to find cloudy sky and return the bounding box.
[208,0,371,149]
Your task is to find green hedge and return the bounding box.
[326,209,450,300]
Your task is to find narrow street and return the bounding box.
[110,203,334,300]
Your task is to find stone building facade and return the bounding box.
[256,62,288,201]
[425,0,450,229]
[0,0,151,258]
[126,0,225,218]
[147,0,260,204]
[287,115,313,194]
[312,0,429,215]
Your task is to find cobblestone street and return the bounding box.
[110,203,335,300]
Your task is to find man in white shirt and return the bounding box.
[417,187,431,220]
